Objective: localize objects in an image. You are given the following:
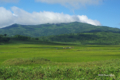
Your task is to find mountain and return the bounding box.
[0,22,120,37]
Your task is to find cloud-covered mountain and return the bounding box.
[0,22,120,37]
[0,6,101,28]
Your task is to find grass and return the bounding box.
[0,44,120,64]
[0,65,120,80]
[0,43,120,79]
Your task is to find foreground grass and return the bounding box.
[1,65,120,80]
[0,44,120,79]
[0,58,120,80]
[1,58,120,79]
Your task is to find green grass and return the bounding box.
[0,44,120,64]
[0,43,120,79]
[0,65,120,80]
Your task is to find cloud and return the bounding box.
[0,0,19,3]
[0,6,101,28]
[77,15,101,26]
[0,7,15,28]
[35,0,102,9]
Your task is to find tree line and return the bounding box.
[0,34,10,43]
[0,34,39,43]
[1,32,120,45]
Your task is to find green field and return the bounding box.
[0,44,120,64]
[0,43,120,79]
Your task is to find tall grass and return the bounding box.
[0,65,120,80]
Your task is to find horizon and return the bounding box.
[0,0,120,28]
[1,22,120,30]
[1,21,120,29]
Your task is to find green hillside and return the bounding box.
[40,32,120,45]
[0,22,120,37]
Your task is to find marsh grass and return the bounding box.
[2,57,50,66]
[2,58,120,68]
[0,44,120,79]
[0,64,120,80]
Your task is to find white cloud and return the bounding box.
[35,0,102,9]
[0,7,15,28]
[0,0,19,3]
[0,6,101,28]
[78,15,101,26]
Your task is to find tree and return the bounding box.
[4,34,7,37]
[35,38,39,40]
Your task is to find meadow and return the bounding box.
[0,43,120,79]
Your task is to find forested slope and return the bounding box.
[42,32,120,45]
[0,22,120,37]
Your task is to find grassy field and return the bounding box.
[0,43,120,79]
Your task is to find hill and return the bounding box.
[40,32,120,45]
[0,22,120,37]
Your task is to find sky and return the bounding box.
[0,0,120,28]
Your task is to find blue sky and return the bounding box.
[0,0,120,28]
